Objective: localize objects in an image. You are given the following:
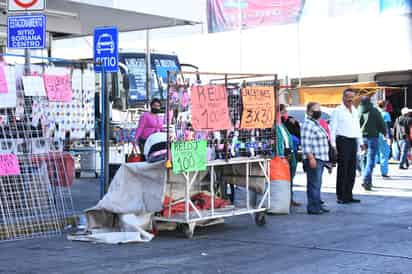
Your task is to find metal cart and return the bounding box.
[154,70,278,238]
[154,157,270,238]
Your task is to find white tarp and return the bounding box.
[91,161,167,214]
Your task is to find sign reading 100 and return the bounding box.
[171,140,207,174]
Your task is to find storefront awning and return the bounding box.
[0,0,199,38]
[298,82,404,106]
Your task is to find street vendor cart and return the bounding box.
[153,71,279,238]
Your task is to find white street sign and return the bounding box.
[8,0,46,12]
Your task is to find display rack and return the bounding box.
[0,55,93,241]
[153,71,279,238]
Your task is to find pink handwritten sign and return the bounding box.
[0,64,9,94]
[0,154,21,176]
[43,74,73,102]
[191,85,231,131]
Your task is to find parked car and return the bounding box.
[286,106,334,125]
[284,106,334,161]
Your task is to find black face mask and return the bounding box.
[312,110,321,120]
[151,108,161,114]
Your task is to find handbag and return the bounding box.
[270,156,291,182]
[127,144,142,163]
[318,122,337,163]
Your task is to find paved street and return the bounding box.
[1,164,412,274]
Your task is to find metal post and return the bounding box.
[238,0,243,72]
[24,48,31,75]
[145,30,151,106]
[47,32,52,58]
[211,166,215,216]
[274,74,279,156]
[404,87,408,107]
[246,162,249,209]
[100,70,110,198]
[296,21,302,87]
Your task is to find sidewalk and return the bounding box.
[1,165,412,274]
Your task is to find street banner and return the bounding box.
[207,0,304,33]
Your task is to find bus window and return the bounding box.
[123,57,147,106]
[120,53,181,106]
[152,55,180,96]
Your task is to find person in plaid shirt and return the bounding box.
[301,102,330,215]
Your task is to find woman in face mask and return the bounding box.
[135,98,163,155]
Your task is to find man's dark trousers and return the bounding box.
[336,136,358,201]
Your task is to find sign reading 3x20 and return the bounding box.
[8,0,46,12]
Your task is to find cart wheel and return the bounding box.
[180,223,195,239]
[255,212,266,227]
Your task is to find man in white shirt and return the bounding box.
[330,89,363,204]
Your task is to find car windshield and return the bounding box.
[287,109,331,125]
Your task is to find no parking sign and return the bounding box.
[8,0,45,11]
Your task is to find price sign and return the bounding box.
[190,85,231,131]
[43,74,73,102]
[171,140,207,174]
[0,154,21,176]
[241,86,275,129]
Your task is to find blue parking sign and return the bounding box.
[94,27,118,72]
[7,14,46,49]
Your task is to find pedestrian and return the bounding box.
[280,104,301,161]
[280,104,301,207]
[330,89,363,204]
[301,102,330,215]
[276,122,300,207]
[393,107,412,169]
[359,96,386,190]
[135,98,163,156]
[376,100,391,178]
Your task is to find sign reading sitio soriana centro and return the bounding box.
[8,0,46,12]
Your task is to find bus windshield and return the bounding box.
[122,53,181,107]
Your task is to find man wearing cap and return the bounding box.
[358,97,386,191]
[394,107,412,169]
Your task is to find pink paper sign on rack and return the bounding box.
[0,64,9,94]
[191,85,231,131]
[0,154,21,176]
[43,74,73,102]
